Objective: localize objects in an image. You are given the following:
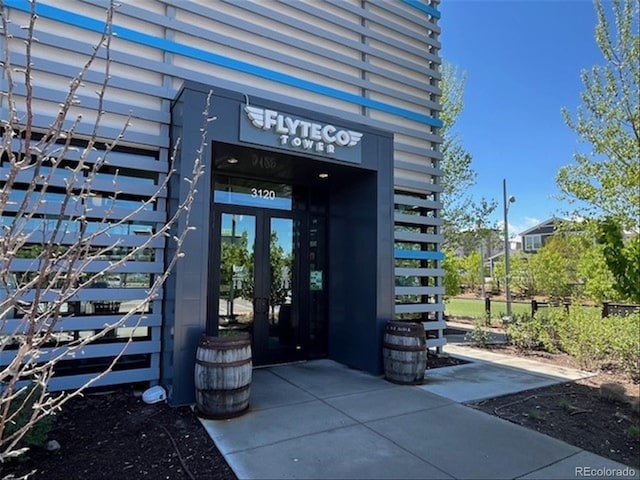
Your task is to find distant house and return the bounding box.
[520,218,562,253]
[486,238,522,278]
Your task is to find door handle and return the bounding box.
[254,297,269,314]
[260,297,269,314]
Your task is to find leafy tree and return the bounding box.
[510,254,537,298]
[269,230,292,312]
[442,248,462,297]
[220,230,253,301]
[460,251,481,292]
[596,219,640,302]
[558,0,640,231]
[440,63,496,247]
[577,243,619,304]
[494,253,537,298]
[529,235,594,299]
[530,243,573,299]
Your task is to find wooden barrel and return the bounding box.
[194,333,252,419]
[382,321,426,385]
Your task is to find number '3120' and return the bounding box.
[251,188,276,200]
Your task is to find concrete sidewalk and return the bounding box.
[418,343,595,403]
[199,359,638,480]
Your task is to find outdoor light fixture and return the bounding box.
[503,178,516,320]
[318,172,329,179]
[226,157,239,164]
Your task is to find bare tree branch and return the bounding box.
[0,0,208,462]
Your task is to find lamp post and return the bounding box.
[503,179,516,319]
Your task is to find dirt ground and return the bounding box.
[1,387,238,480]
[470,374,640,469]
[2,348,639,478]
[456,324,640,470]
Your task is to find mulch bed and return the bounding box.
[426,353,470,369]
[1,387,237,480]
[469,378,640,469]
[444,320,640,469]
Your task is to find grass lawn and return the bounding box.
[445,297,532,320]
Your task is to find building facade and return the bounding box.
[520,218,560,253]
[1,0,444,405]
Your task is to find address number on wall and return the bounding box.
[251,188,276,200]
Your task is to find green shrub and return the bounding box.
[608,313,640,382]
[506,306,639,381]
[505,310,564,352]
[505,306,639,381]
[505,313,545,351]
[1,383,55,452]
[465,318,493,347]
[536,309,565,352]
[558,307,615,371]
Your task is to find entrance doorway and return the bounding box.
[211,173,328,366]
[167,85,396,405]
[213,206,302,365]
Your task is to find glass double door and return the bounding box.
[213,206,302,365]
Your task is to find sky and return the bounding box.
[438,0,605,236]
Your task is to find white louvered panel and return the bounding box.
[395,303,442,314]
[394,168,437,187]
[395,213,443,227]
[396,286,445,297]
[395,267,444,277]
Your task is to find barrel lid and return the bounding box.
[199,331,251,347]
[385,321,424,335]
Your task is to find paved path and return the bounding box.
[418,343,595,403]
[444,320,508,345]
[199,359,638,480]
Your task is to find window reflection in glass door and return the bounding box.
[267,217,297,353]
[218,213,255,331]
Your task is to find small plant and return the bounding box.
[527,408,542,420]
[465,319,492,347]
[559,398,573,411]
[1,384,55,453]
[481,311,492,328]
[626,425,640,440]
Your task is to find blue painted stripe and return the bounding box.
[403,0,441,19]
[5,0,442,128]
[395,249,444,260]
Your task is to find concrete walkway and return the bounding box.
[419,343,595,403]
[444,320,508,346]
[199,359,638,480]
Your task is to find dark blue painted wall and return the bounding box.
[165,81,394,405]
